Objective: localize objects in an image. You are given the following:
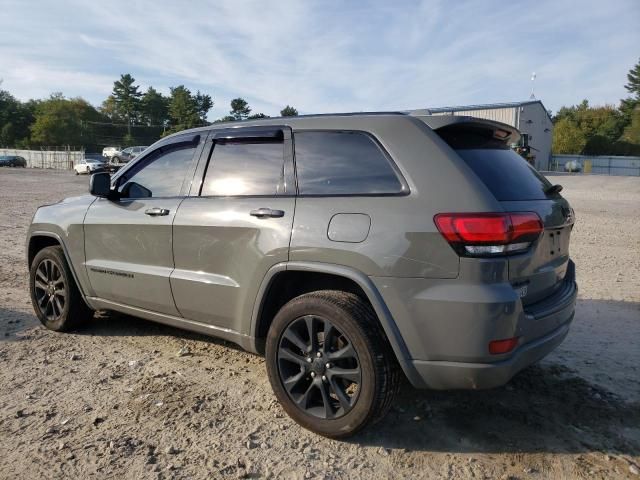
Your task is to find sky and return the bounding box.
[0,0,638,119]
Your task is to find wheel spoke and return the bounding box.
[327,343,357,361]
[330,367,360,383]
[282,370,305,393]
[323,319,336,349]
[304,316,318,352]
[55,288,66,298]
[278,347,308,367]
[34,280,48,291]
[36,269,47,283]
[54,296,64,316]
[318,381,334,419]
[296,382,315,409]
[45,297,55,320]
[329,378,353,412]
[36,292,48,309]
[283,328,310,354]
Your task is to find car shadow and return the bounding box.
[2,302,639,456]
[0,307,40,341]
[81,310,249,354]
[351,364,640,455]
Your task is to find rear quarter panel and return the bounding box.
[289,116,502,278]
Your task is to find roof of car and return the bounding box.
[160,110,518,143]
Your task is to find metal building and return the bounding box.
[426,100,554,170]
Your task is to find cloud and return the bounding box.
[0,0,638,118]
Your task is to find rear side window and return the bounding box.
[201,141,285,196]
[294,131,405,195]
[456,149,552,201]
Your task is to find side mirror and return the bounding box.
[89,172,111,197]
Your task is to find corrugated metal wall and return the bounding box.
[550,155,640,176]
[431,107,517,127]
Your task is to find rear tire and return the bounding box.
[265,290,400,438]
[29,246,93,331]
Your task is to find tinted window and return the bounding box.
[201,141,285,196]
[118,141,197,198]
[294,131,404,195]
[457,149,553,201]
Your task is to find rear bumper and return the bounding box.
[411,314,572,389]
[371,259,577,390]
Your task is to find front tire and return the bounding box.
[265,291,400,438]
[29,246,93,331]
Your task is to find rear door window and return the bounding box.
[201,141,286,196]
[293,131,406,195]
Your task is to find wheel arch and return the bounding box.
[27,231,90,301]
[250,261,423,386]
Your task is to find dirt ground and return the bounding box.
[0,169,638,480]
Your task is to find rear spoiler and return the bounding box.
[408,112,521,145]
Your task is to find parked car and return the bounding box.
[102,146,120,158]
[0,155,27,167]
[73,157,107,175]
[110,146,148,164]
[26,112,577,438]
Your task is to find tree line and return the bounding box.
[0,73,298,151]
[2,60,639,155]
[551,58,640,156]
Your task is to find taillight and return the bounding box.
[434,212,543,256]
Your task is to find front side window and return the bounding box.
[117,139,198,198]
[201,141,285,196]
[293,131,405,195]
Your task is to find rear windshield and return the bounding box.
[456,149,553,201]
[436,124,554,201]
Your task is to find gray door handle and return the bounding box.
[250,208,285,218]
[145,207,170,216]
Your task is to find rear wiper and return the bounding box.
[545,184,563,195]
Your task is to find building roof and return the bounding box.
[427,100,552,122]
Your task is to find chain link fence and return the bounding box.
[549,155,640,176]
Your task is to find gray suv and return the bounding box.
[26,112,577,438]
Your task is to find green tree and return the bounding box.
[30,93,102,146]
[229,98,251,120]
[167,85,199,132]
[552,117,586,154]
[112,74,142,134]
[100,95,122,122]
[0,89,35,147]
[194,91,213,125]
[280,105,298,117]
[553,100,626,154]
[140,87,169,126]
[624,57,640,97]
[620,59,640,126]
[247,112,269,119]
[621,106,640,144]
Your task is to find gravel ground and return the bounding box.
[0,169,639,480]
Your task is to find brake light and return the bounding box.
[434,212,543,256]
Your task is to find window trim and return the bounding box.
[291,129,410,198]
[196,126,295,198]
